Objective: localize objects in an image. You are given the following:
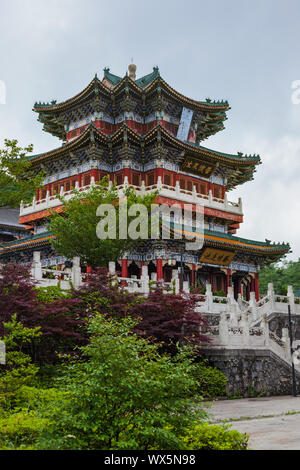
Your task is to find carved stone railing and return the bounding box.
[20,176,243,218]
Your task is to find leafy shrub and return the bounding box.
[36,285,71,303]
[0,410,49,450]
[213,290,226,297]
[278,285,288,296]
[181,422,249,450]
[191,360,227,398]
[36,315,208,450]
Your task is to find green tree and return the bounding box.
[37,314,207,450]
[0,139,44,208]
[0,315,41,410]
[48,177,157,267]
[259,259,300,294]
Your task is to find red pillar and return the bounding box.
[250,276,255,293]
[191,264,196,286]
[240,282,244,297]
[140,262,144,278]
[246,282,250,301]
[121,259,128,278]
[157,259,163,280]
[226,269,231,294]
[254,273,259,301]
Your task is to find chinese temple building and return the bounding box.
[0,65,290,300]
[0,207,27,243]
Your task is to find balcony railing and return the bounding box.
[20,176,243,217]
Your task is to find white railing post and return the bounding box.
[109,261,116,275]
[31,251,42,281]
[249,291,258,320]
[71,257,82,289]
[267,282,275,311]
[206,283,213,311]
[262,313,270,347]
[157,176,163,190]
[141,265,150,294]
[219,312,229,345]
[171,269,180,294]
[183,281,189,294]
[282,327,291,360]
[238,197,243,212]
[288,285,295,314]
[241,311,250,347]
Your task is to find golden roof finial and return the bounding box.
[128,63,136,80]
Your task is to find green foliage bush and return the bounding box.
[0,410,49,450]
[36,315,208,450]
[181,422,249,450]
[191,360,227,398]
[213,290,226,297]
[36,285,71,303]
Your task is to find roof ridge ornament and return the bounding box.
[128,63,137,80]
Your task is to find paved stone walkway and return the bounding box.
[206,396,300,450]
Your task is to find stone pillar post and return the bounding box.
[31,251,42,281]
[262,314,270,347]
[71,257,82,289]
[109,261,116,275]
[141,265,150,294]
[287,285,295,314]
[249,291,258,321]
[267,282,275,310]
[219,312,229,345]
[171,269,180,294]
[282,328,291,360]
[206,283,213,311]
[183,281,189,293]
[241,311,250,347]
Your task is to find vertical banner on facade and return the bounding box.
[177,107,193,141]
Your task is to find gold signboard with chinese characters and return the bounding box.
[199,248,236,266]
[181,158,214,178]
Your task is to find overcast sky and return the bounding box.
[0,0,300,261]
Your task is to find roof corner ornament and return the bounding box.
[128,63,136,80]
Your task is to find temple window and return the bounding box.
[83,175,91,186]
[213,186,222,199]
[115,173,123,186]
[187,180,193,191]
[147,172,155,186]
[163,173,171,186]
[132,172,140,186]
[200,183,207,195]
